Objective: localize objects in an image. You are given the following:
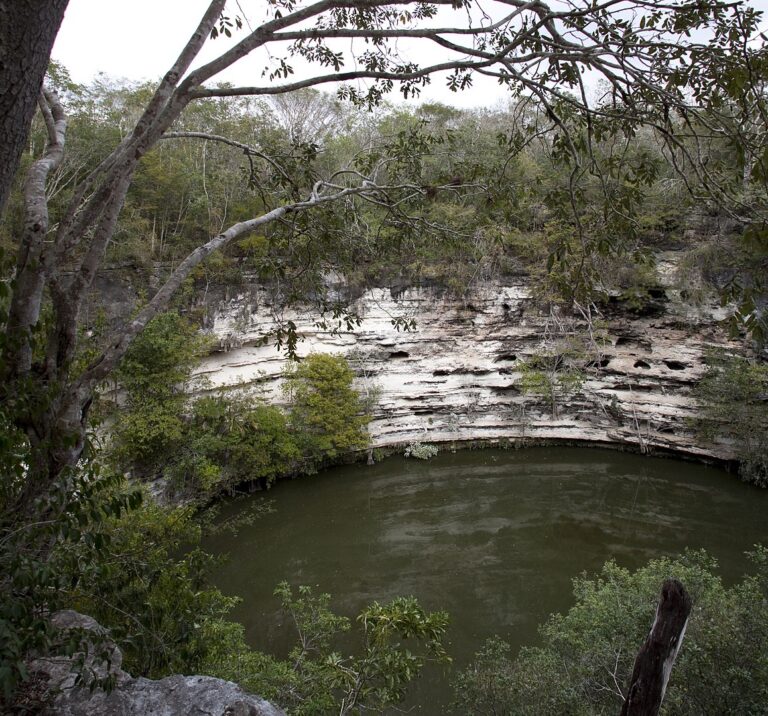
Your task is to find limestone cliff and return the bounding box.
[195,252,740,463]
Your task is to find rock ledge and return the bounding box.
[30,611,284,716]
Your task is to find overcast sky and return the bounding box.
[51,0,513,109]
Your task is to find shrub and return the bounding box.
[177,397,300,495]
[111,321,370,499]
[201,583,450,716]
[404,441,439,459]
[66,496,238,678]
[111,312,207,476]
[452,548,768,715]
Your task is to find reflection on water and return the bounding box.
[202,447,768,714]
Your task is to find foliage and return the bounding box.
[611,259,666,315]
[518,339,588,420]
[4,2,768,710]
[113,320,303,497]
[695,352,768,486]
[110,312,207,474]
[116,311,207,401]
[404,441,439,460]
[111,319,369,498]
[452,549,768,715]
[65,496,237,679]
[0,264,143,703]
[201,583,450,716]
[451,636,516,716]
[516,306,610,419]
[285,353,370,470]
[172,397,300,495]
[0,439,141,704]
[1,3,767,556]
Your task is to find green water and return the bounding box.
[203,447,768,713]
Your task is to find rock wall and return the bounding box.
[195,252,740,462]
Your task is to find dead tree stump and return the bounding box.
[620,578,692,716]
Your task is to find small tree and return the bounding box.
[110,312,207,474]
[180,397,300,493]
[695,352,768,487]
[285,353,370,468]
[518,347,585,419]
[516,307,606,418]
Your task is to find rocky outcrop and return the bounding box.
[195,252,741,462]
[30,611,284,716]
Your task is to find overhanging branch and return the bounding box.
[73,176,457,392]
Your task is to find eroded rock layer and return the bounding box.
[196,254,739,461]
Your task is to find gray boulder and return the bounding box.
[30,611,284,716]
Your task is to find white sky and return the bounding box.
[51,0,511,110]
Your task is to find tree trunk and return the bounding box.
[0,0,69,217]
[620,579,692,716]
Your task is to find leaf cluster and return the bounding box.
[283,353,371,470]
[201,583,450,716]
[453,548,768,715]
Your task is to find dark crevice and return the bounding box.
[614,382,654,392]
[663,360,687,371]
[490,384,522,394]
[586,357,612,369]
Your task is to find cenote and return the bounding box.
[202,447,768,713]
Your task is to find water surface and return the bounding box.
[203,447,767,713]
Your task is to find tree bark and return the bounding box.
[620,579,692,716]
[0,0,69,217]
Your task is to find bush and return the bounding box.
[111,312,207,476]
[175,397,300,495]
[404,441,439,459]
[111,401,186,472]
[201,583,450,716]
[65,495,238,678]
[111,319,371,499]
[452,548,768,715]
[517,347,585,419]
[0,452,139,704]
[117,311,207,402]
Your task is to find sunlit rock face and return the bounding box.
[195,252,739,462]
